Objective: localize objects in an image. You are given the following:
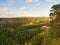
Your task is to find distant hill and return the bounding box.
[0,17,50,25]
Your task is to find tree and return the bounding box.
[50,4,60,38]
[49,4,60,20]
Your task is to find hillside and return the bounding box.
[0,17,51,45]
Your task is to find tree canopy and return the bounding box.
[49,4,60,20]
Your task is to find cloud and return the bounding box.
[26,0,39,3]
[0,7,30,17]
[46,0,55,2]
[19,7,31,16]
[19,7,29,14]
[26,0,33,3]
[7,0,20,5]
[19,7,27,11]
[34,0,39,2]
[0,6,49,18]
[0,7,19,18]
[36,3,40,6]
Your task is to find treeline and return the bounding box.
[0,17,50,24]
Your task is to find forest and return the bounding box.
[0,17,50,45]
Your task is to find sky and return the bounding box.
[0,0,60,18]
